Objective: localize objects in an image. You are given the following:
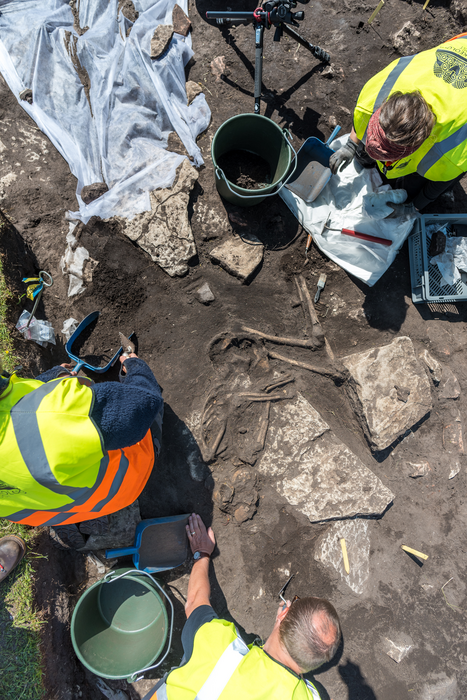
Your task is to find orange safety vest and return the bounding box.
[7,429,155,526]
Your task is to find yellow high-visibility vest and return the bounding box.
[353,35,467,180]
[0,375,105,517]
[154,618,322,700]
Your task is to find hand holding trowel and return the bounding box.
[118,332,137,375]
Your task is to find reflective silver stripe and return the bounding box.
[362,55,415,143]
[10,381,80,496]
[305,679,322,700]
[154,683,168,700]
[417,122,467,176]
[91,450,129,512]
[194,636,249,700]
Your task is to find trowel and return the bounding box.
[118,332,136,358]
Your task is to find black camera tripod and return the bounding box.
[206,0,330,114]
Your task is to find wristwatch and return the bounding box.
[193,551,210,561]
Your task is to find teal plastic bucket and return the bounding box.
[212,113,296,207]
[71,568,172,682]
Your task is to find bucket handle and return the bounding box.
[103,568,174,682]
[215,128,298,200]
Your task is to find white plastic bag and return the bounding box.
[16,310,56,347]
[61,318,78,341]
[280,134,417,286]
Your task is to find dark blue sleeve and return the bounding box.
[181,606,218,662]
[35,366,71,382]
[90,358,163,451]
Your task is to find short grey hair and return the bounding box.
[279,597,341,672]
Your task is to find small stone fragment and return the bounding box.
[186,80,203,105]
[382,635,413,663]
[210,234,264,283]
[443,415,464,454]
[81,182,109,204]
[439,367,461,400]
[19,88,33,104]
[419,349,442,385]
[408,461,431,478]
[151,24,174,59]
[172,3,191,36]
[211,56,226,81]
[448,461,461,479]
[392,21,421,55]
[196,282,215,305]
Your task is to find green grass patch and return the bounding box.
[0,522,45,700]
[0,241,45,698]
[0,238,21,373]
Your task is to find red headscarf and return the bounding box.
[365,107,417,163]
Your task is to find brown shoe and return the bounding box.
[0,535,26,583]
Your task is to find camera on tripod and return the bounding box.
[206,0,329,113]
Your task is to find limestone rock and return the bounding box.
[392,21,421,55]
[19,88,33,104]
[150,24,174,59]
[449,462,461,479]
[382,634,413,663]
[83,501,141,551]
[81,182,108,204]
[419,349,442,385]
[120,159,198,276]
[408,461,431,478]
[172,3,191,36]
[196,282,215,305]
[439,367,461,399]
[443,413,464,454]
[186,80,203,106]
[210,234,264,282]
[314,520,371,594]
[193,201,231,240]
[257,394,394,522]
[342,337,432,452]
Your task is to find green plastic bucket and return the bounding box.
[71,568,172,682]
[212,113,296,207]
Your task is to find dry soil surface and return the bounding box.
[1,1,467,699]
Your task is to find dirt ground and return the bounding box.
[1,0,467,698]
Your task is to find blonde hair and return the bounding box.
[379,91,435,150]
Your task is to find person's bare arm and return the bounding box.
[185,514,216,619]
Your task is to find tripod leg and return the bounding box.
[254,24,264,114]
[282,24,330,64]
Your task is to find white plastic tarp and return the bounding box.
[0,0,210,222]
[280,135,417,286]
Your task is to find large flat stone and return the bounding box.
[342,337,432,451]
[210,233,263,282]
[121,159,198,276]
[257,395,394,522]
[314,520,371,594]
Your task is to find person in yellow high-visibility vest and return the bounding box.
[0,352,163,558]
[329,33,467,214]
[142,514,341,700]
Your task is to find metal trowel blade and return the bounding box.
[118,332,135,355]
